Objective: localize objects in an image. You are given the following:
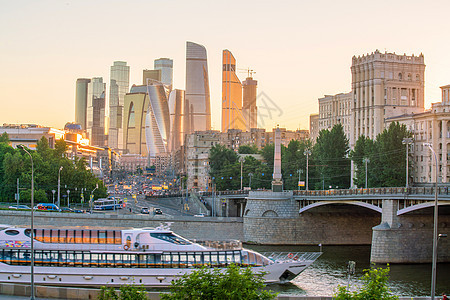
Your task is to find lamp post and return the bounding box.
[67,190,70,208]
[363,158,370,189]
[304,150,311,191]
[90,183,98,213]
[424,142,439,300]
[239,157,245,191]
[402,138,413,188]
[17,144,35,300]
[51,190,55,204]
[57,166,63,208]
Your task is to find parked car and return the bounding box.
[61,207,74,213]
[194,213,205,217]
[34,203,60,212]
[140,207,149,214]
[73,209,85,213]
[8,205,31,210]
[154,208,162,215]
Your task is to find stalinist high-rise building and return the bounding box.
[109,61,130,150]
[185,41,211,132]
[222,50,245,132]
[350,50,425,146]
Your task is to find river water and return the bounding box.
[247,244,450,297]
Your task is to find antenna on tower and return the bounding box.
[238,68,256,78]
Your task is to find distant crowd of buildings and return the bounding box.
[3,47,450,190]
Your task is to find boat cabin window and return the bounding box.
[31,229,122,245]
[5,230,19,236]
[150,233,192,245]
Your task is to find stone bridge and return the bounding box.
[242,188,450,264]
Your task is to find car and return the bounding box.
[73,209,85,213]
[154,208,162,215]
[61,207,74,213]
[8,205,31,210]
[140,207,149,214]
[194,213,206,217]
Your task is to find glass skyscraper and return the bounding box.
[87,77,106,146]
[154,58,173,88]
[109,61,130,150]
[185,41,211,132]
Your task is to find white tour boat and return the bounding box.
[0,224,321,287]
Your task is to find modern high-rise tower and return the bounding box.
[75,78,91,130]
[87,77,106,146]
[154,58,173,88]
[242,76,258,131]
[168,89,186,152]
[109,61,130,150]
[222,50,245,132]
[185,41,211,133]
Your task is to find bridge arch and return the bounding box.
[397,202,450,215]
[262,210,279,217]
[299,201,382,214]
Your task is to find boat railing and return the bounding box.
[194,240,242,250]
[262,252,322,263]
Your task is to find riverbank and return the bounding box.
[0,283,441,300]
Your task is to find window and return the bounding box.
[398,73,403,80]
[5,230,19,236]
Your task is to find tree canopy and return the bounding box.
[0,133,107,204]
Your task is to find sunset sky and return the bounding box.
[1,0,449,131]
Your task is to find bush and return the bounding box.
[161,264,277,300]
[98,284,147,300]
[334,266,398,300]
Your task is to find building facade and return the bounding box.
[168,89,186,152]
[242,76,258,131]
[185,41,211,132]
[87,77,106,146]
[222,50,245,132]
[145,83,170,157]
[309,113,319,143]
[108,61,130,151]
[350,50,425,147]
[318,92,352,140]
[387,85,450,184]
[75,78,91,130]
[154,58,173,88]
[123,89,148,156]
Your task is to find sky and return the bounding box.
[1,0,450,131]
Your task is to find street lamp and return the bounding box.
[67,190,70,208]
[51,190,55,204]
[402,138,413,188]
[304,150,311,191]
[424,142,439,300]
[57,166,63,208]
[17,144,35,300]
[363,158,370,189]
[239,157,245,191]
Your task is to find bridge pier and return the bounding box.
[371,199,450,263]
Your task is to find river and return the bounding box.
[247,244,450,297]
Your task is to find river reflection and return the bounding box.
[247,244,450,297]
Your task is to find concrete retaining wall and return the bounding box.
[0,211,243,241]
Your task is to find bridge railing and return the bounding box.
[293,186,450,197]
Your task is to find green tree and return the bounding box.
[98,284,147,300]
[19,189,47,203]
[313,124,350,189]
[54,138,68,158]
[161,264,277,300]
[209,145,240,190]
[238,144,260,154]
[334,266,398,300]
[349,136,375,188]
[0,132,10,144]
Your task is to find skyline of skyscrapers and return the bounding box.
[154,58,174,88]
[108,61,130,150]
[185,41,211,132]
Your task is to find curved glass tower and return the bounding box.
[145,84,170,157]
[168,89,185,152]
[185,41,211,133]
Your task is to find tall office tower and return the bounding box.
[87,77,106,146]
[143,69,161,84]
[242,76,258,131]
[185,41,211,132]
[350,50,425,147]
[145,84,171,157]
[154,58,173,88]
[168,89,185,152]
[75,78,91,129]
[222,50,245,132]
[123,86,149,155]
[108,61,130,150]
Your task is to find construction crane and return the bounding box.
[238,67,256,78]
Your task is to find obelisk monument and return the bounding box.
[272,127,283,192]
